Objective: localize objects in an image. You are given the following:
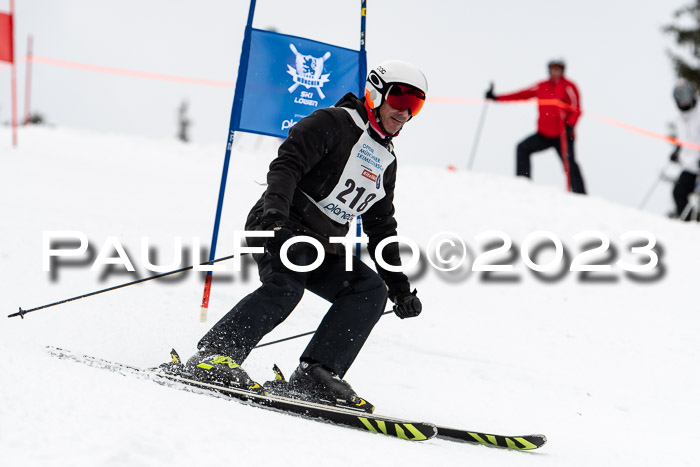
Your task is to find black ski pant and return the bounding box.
[673,170,698,219]
[197,243,388,378]
[516,131,587,194]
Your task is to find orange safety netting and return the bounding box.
[2,55,693,150]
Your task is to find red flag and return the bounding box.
[0,13,13,63]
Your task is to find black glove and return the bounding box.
[484,83,496,100]
[670,146,680,163]
[259,212,294,271]
[391,288,422,319]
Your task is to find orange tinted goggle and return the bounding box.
[385,84,426,116]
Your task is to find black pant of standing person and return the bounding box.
[516,127,587,194]
[673,170,698,219]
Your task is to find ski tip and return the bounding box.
[435,426,548,450]
[511,434,547,450]
[169,349,181,364]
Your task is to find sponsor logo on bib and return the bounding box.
[361,169,378,183]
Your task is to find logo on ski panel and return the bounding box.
[238,30,361,138]
[287,44,331,105]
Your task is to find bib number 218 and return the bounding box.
[336,178,377,213]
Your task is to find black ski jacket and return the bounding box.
[246,93,409,294]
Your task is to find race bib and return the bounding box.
[308,109,395,224]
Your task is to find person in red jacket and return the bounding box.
[486,58,587,194]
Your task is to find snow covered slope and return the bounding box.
[1,126,699,466]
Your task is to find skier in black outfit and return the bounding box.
[183,60,428,410]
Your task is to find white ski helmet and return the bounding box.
[365,60,428,115]
[673,79,697,110]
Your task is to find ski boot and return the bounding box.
[285,361,374,413]
[183,350,264,394]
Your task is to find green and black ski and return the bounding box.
[47,346,546,450]
[47,346,435,442]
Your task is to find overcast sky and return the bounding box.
[0,0,691,214]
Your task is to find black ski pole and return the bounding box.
[639,161,675,209]
[253,310,395,349]
[8,253,244,319]
[467,82,492,171]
